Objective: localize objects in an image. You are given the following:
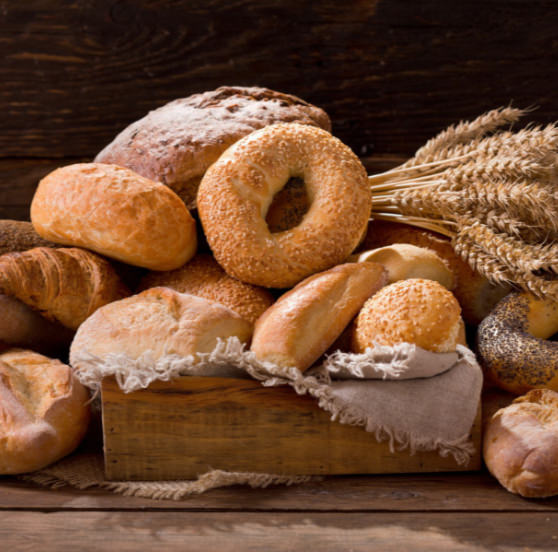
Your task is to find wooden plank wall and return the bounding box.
[2,0,558,220]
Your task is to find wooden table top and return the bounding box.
[2,469,558,551]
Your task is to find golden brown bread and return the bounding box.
[0,349,90,474]
[95,86,331,209]
[0,247,130,330]
[70,287,253,369]
[477,292,558,394]
[0,294,74,354]
[137,254,274,324]
[352,279,467,353]
[349,243,455,289]
[251,262,388,372]
[198,123,372,288]
[0,220,59,255]
[362,220,511,325]
[31,163,197,271]
[484,389,558,498]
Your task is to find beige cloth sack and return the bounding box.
[22,338,483,500]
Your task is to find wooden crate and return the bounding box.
[101,375,482,481]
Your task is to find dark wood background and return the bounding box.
[2,0,558,220]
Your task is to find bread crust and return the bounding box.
[0,220,58,255]
[95,86,331,208]
[484,389,558,497]
[477,292,558,394]
[362,220,511,325]
[251,262,387,371]
[198,123,371,288]
[31,163,197,271]
[0,247,130,330]
[0,349,90,474]
[70,287,253,369]
[352,278,466,353]
[138,254,274,324]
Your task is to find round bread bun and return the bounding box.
[95,86,331,209]
[477,291,558,394]
[197,123,371,288]
[70,287,253,372]
[361,220,511,325]
[349,243,455,289]
[484,388,558,498]
[0,349,90,474]
[31,163,197,271]
[137,254,274,324]
[352,278,467,353]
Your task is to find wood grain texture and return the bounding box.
[1,511,558,551]
[101,376,481,480]
[3,471,558,511]
[1,0,558,160]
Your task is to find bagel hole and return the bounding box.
[265,177,310,233]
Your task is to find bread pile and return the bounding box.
[2,85,555,498]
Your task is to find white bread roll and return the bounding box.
[31,163,197,271]
[349,243,454,289]
[0,349,90,474]
[250,262,387,372]
[70,287,253,369]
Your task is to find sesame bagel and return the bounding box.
[477,292,558,394]
[352,279,467,353]
[197,123,371,288]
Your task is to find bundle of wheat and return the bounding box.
[368,107,558,299]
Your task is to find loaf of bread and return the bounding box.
[484,389,558,498]
[95,86,331,208]
[352,279,467,353]
[0,220,59,255]
[361,220,511,325]
[350,243,455,289]
[31,163,197,271]
[0,247,130,330]
[0,294,74,354]
[137,254,274,324]
[251,262,387,372]
[0,349,90,474]
[70,287,253,371]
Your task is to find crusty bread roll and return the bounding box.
[138,254,274,324]
[349,243,455,289]
[0,220,59,255]
[0,247,130,330]
[352,278,467,353]
[0,349,90,474]
[484,389,558,498]
[362,220,511,325]
[31,163,197,271]
[251,262,387,372]
[95,86,331,209]
[70,287,253,370]
[0,294,74,354]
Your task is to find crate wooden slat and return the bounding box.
[101,376,482,481]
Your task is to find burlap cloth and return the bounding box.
[20,338,483,500]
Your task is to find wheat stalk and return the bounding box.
[368,107,558,299]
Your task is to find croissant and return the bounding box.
[0,247,130,329]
